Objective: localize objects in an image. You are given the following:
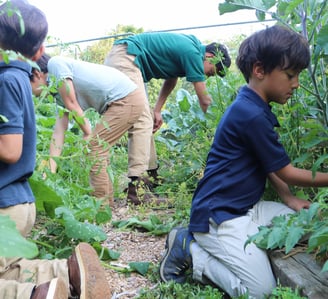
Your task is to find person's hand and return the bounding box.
[198,97,211,113]
[83,133,91,141]
[153,111,163,133]
[38,159,50,179]
[284,195,311,211]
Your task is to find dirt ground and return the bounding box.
[102,203,169,299]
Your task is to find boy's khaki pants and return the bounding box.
[0,203,68,299]
[89,87,152,202]
[192,201,294,299]
[105,44,157,174]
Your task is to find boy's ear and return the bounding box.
[253,62,265,79]
[31,44,45,61]
[32,69,42,80]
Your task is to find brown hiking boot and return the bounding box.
[31,277,67,299]
[145,167,164,191]
[127,177,171,208]
[68,242,112,299]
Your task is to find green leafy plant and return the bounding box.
[112,214,178,236]
[104,261,150,276]
[246,202,328,272]
[269,285,306,299]
[0,215,38,258]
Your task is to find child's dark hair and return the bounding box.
[206,42,231,77]
[0,0,48,58]
[35,53,51,73]
[236,25,310,83]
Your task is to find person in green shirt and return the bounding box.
[105,32,231,205]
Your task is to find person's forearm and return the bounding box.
[193,81,212,113]
[49,114,69,173]
[276,164,328,187]
[59,79,92,138]
[268,172,294,202]
[154,78,178,113]
[49,131,64,173]
[269,172,312,211]
[75,115,92,139]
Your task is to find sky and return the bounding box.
[29,0,274,47]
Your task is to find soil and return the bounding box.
[102,203,169,299]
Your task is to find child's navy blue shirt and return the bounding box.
[0,60,36,208]
[189,85,290,233]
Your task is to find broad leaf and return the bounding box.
[321,260,328,273]
[219,0,276,15]
[308,226,328,252]
[285,226,304,253]
[317,24,328,55]
[128,261,150,276]
[0,215,38,258]
[267,226,287,249]
[56,207,107,242]
[29,177,63,217]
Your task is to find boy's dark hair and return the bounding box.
[35,53,51,73]
[0,0,48,58]
[236,25,310,83]
[206,42,231,77]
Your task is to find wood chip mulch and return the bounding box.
[102,204,169,299]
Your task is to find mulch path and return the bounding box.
[102,204,169,299]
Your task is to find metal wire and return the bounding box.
[46,19,274,48]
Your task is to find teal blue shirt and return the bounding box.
[114,32,206,83]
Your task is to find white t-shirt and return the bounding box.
[48,56,137,114]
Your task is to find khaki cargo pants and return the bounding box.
[0,203,68,299]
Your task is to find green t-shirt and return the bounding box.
[114,32,206,83]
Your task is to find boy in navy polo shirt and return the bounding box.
[160,25,328,298]
[0,1,111,298]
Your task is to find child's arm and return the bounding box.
[0,134,22,163]
[49,113,69,173]
[58,78,92,140]
[268,172,311,211]
[275,163,328,187]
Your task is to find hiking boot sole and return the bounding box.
[75,243,112,299]
[46,277,67,299]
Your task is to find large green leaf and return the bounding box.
[267,225,287,249]
[317,24,328,55]
[56,207,107,242]
[219,0,276,15]
[176,89,191,112]
[321,260,328,273]
[29,177,63,217]
[128,261,150,276]
[308,226,328,252]
[0,215,38,258]
[285,226,304,253]
[112,215,171,235]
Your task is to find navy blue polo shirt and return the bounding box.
[0,60,36,208]
[189,85,290,233]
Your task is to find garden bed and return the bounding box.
[269,249,328,299]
